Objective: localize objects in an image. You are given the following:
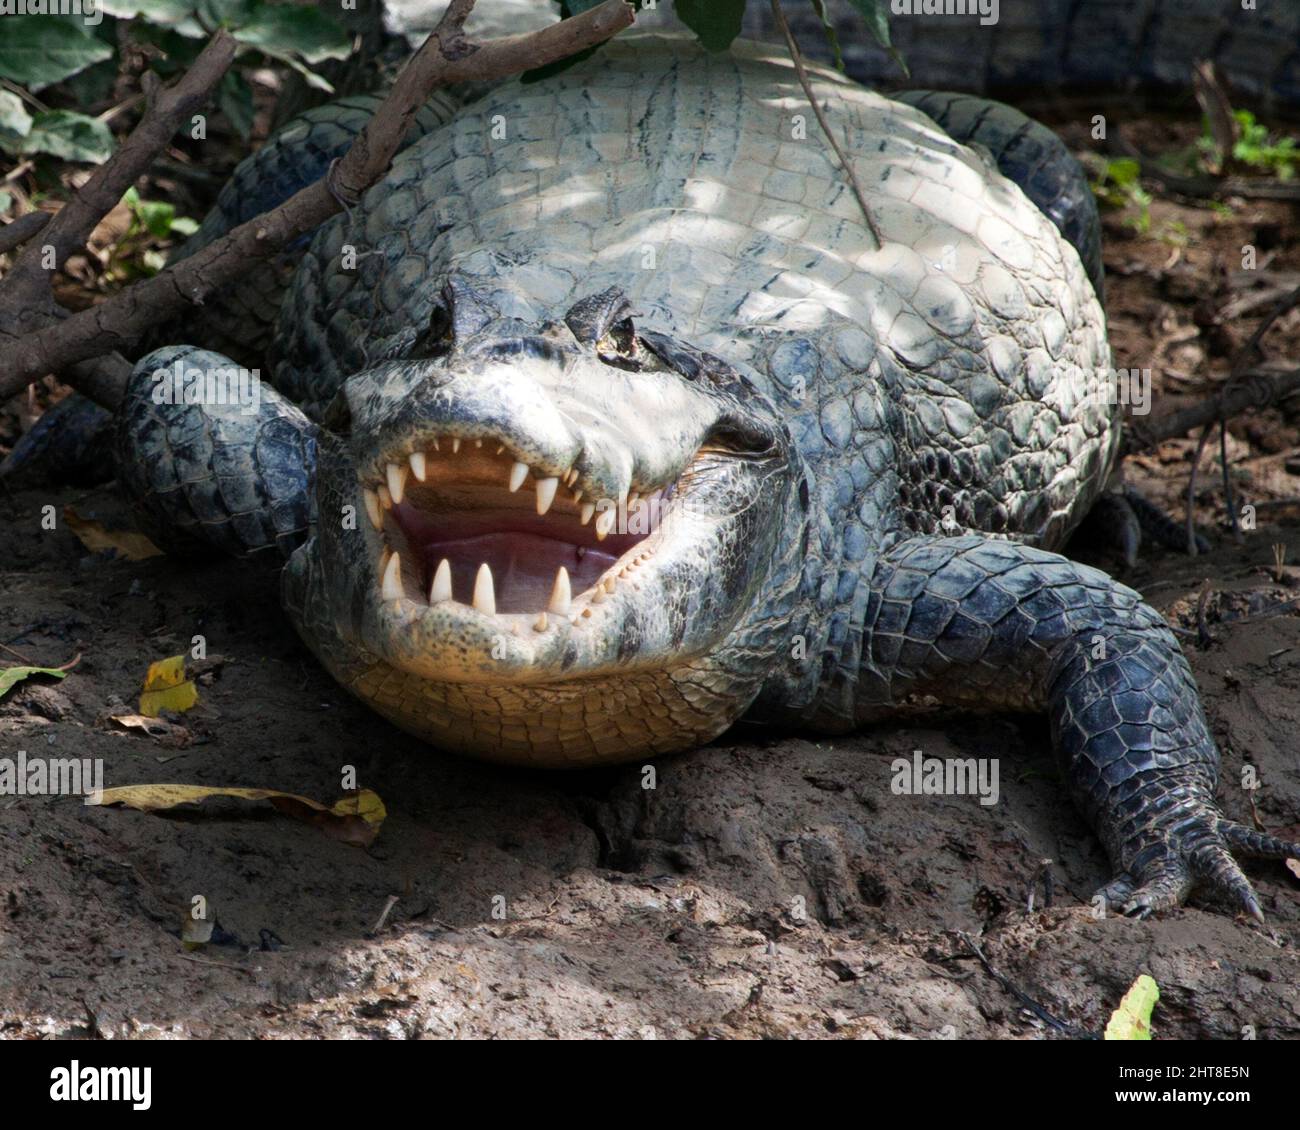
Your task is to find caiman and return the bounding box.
[105,4,1300,922]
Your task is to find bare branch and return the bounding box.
[0,211,50,257]
[0,1,635,408]
[769,0,882,251]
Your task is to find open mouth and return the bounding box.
[359,437,681,624]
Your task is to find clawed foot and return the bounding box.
[1095,810,1299,922]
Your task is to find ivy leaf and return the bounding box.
[219,71,255,140]
[0,665,68,701]
[0,19,114,90]
[0,90,34,139]
[674,0,745,53]
[233,4,352,65]
[21,110,115,164]
[844,0,909,77]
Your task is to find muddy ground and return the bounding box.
[2,106,1299,1040]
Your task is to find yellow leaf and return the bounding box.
[88,784,386,846]
[64,506,162,561]
[139,654,198,717]
[1104,974,1160,1041]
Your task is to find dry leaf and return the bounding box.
[88,784,386,846]
[139,654,198,717]
[109,712,193,748]
[64,506,162,561]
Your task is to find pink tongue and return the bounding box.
[413,532,620,611]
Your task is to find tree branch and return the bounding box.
[0,0,635,409]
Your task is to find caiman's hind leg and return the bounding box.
[859,534,1298,919]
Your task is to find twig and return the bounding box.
[1107,132,1300,202]
[957,932,1097,1039]
[769,0,882,251]
[1127,366,1300,454]
[0,211,50,257]
[1186,420,1215,556]
[367,894,400,936]
[0,1,635,407]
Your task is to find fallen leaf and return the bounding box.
[0,664,68,700]
[1104,974,1160,1041]
[139,654,198,717]
[88,784,386,846]
[109,712,193,748]
[64,506,162,561]
[0,653,80,700]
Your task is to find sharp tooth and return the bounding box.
[573,489,582,502]
[536,476,559,515]
[497,445,505,455]
[362,488,383,531]
[595,508,616,540]
[579,502,595,525]
[386,462,408,505]
[472,563,495,615]
[452,438,461,453]
[378,484,393,510]
[565,469,578,487]
[409,451,427,482]
[508,461,529,492]
[548,566,571,615]
[431,437,440,451]
[592,586,607,604]
[533,613,548,632]
[604,577,616,592]
[429,558,452,603]
[475,439,483,448]
[381,551,403,601]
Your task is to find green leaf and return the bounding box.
[0,18,114,90]
[21,110,115,163]
[845,0,908,77]
[233,5,351,65]
[674,0,745,53]
[0,665,68,701]
[1104,974,1159,1041]
[810,0,845,72]
[0,90,34,139]
[218,71,255,140]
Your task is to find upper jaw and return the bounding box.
[307,336,794,684]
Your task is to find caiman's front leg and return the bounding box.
[862,534,1297,919]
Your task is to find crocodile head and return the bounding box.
[283,283,802,765]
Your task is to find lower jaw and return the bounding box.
[347,658,744,766]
